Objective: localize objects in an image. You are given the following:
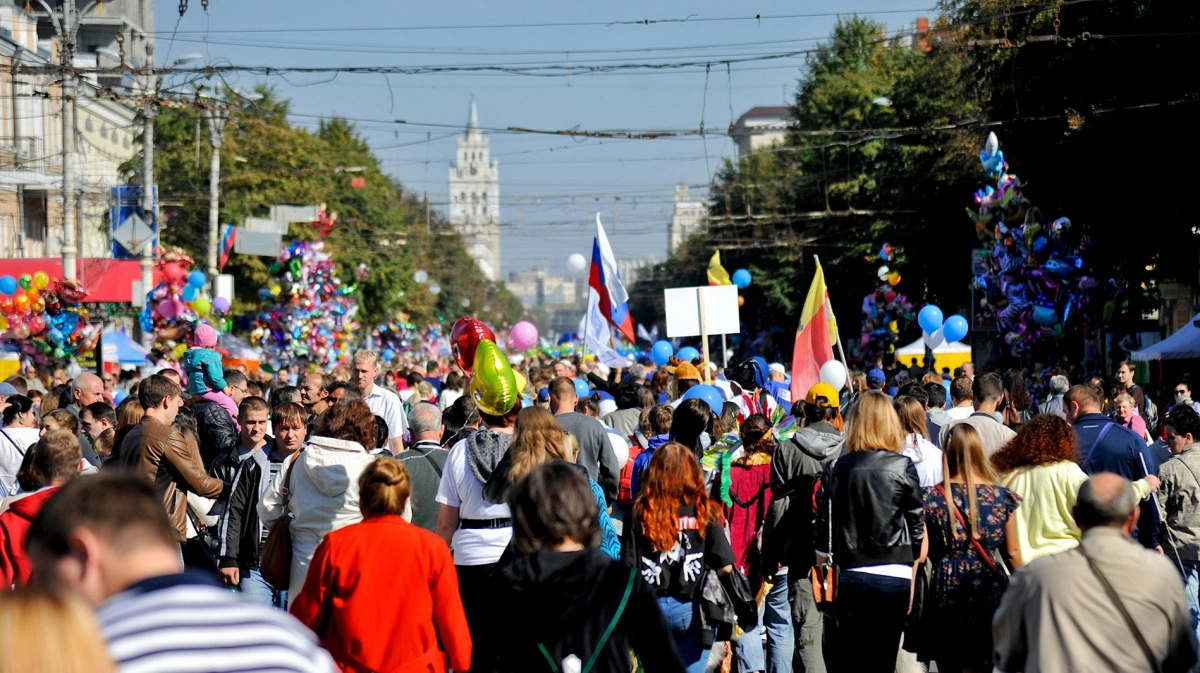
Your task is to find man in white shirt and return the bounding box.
[945,375,975,421]
[353,350,406,454]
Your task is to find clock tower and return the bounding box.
[448,99,501,282]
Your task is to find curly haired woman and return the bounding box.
[991,414,1158,564]
[622,442,734,673]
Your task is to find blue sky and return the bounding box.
[152,1,931,277]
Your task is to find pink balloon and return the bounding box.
[157,299,179,319]
[510,320,539,351]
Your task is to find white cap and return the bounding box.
[769,362,786,374]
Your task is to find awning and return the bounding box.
[0,258,141,303]
[1131,313,1200,361]
[101,329,150,364]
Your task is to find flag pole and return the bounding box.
[581,291,591,364]
[814,254,852,392]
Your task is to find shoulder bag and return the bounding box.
[809,478,838,609]
[1079,544,1163,673]
[937,483,1009,578]
[259,451,301,590]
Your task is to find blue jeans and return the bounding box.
[825,571,909,673]
[238,568,286,609]
[1183,561,1200,645]
[763,573,794,673]
[657,596,710,673]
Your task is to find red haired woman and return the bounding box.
[622,442,734,673]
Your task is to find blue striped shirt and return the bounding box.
[97,574,335,673]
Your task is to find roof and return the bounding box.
[741,106,792,119]
[1131,314,1200,360]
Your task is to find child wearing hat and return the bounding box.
[181,323,240,429]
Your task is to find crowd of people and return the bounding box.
[0,346,1197,673]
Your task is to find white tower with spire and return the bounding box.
[448,99,501,282]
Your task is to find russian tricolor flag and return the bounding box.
[588,214,636,342]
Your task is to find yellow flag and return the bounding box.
[707,251,732,286]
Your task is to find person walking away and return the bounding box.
[993,474,1198,673]
[622,442,735,673]
[258,399,377,605]
[1157,406,1200,643]
[397,402,449,532]
[816,390,925,673]
[945,377,975,422]
[913,423,1020,672]
[1039,375,1069,419]
[896,395,944,487]
[627,404,674,503]
[1066,384,1163,549]
[941,373,1015,457]
[26,472,336,672]
[218,402,306,607]
[291,458,471,672]
[765,383,845,673]
[494,462,684,673]
[992,414,1158,565]
[714,414,775,673]
[549,376,621,504]
[0,429,81,586]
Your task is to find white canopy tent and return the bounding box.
[895,337,972,371]
[1131,314,1200,361]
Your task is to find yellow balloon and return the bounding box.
[32,270,49,291]
[469,339,519,416]
[172,343,187,360]
[193,297,212,317]
[0,315,7,331]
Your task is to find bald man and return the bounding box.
[65,372,103,465]
[995,474,1197,672]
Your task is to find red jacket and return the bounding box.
[290,514,471,673]
[0,487,59,588]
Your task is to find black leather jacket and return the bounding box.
[815,449,924,570]
[191,400,239,472]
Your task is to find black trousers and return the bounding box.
[457,562,500,671]
[824,571,910,673]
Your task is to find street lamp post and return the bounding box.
[204,102,228,295]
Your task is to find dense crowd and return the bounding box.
[0,346,1197,673]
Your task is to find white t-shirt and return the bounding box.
[901,433,944,488]
[945,405,975,421]
[604,428,629,468]
[0,427,40,494]
[364,385,407,441]
[435,437,512,566]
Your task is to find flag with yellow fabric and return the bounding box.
[707,251,733,286]
[790,260,839,402]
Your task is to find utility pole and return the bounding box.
[139,44,156,348]
[204,102,228,295]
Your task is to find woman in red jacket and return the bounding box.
[290,457,471,673]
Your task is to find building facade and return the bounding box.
[448,99,501,281]
[729,105,792,159]
[669,183,705,253]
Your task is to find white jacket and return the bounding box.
[258,435,376,604]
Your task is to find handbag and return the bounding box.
[903,559,933,654]
[259,451,301,590]
[719,567,760,631]
[809,478,838,609]
[936,484,1009,578]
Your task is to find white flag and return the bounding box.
[579,288,629,369]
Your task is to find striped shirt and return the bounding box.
[97,574,335,673]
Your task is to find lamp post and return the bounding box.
[201,85,259,296]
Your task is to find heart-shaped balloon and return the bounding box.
[469,339,519,416]
[451,317,496,375]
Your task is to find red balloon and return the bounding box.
[451,317,496,375]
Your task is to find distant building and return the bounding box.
[669,184,706,253]
[729,106,792,158]
[448,99,501,281]
[506,268,583,310]
[616,256,660,286]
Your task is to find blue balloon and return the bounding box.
[676,346,701,362]
[1031,307,1058,328]
[573,378,590,398]
[181,285,199,302]
[382,348,396,361]
[942,314,969,343]
[188,270,208,288]
[681,384,725,415]
[1031,236,1050,256]
[732,268,752,289]
[918,305,944,334]
[0,275,15,296]
[651,340,674,366]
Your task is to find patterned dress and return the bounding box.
[920,483,1021,669]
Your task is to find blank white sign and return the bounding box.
[664,285,740,337]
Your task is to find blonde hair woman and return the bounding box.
[291,458,472,673]
[914,423,1020,673]
[0,591,115,673]
[816,389,926,673]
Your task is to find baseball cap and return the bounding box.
[536,387,550,403]
[768,362,786,374]
[805,382,841,408]
[0,382,17,396]
[867,368,886,385]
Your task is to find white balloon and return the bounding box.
[414,269,429,284]
[819,360,848,391]
[567,253,587,274]
[428,282,441,295]
[461,298,471,308]
[923,326,945,350]
[877,265,890,281]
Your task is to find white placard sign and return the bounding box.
[664,285,740,338]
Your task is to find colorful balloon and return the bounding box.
[212,297,231,313]
[819,360,848,391]
[451,317,497,375]
[12,293,30,314]
[651,340,673,366]
[573,378,590,398]
[942,314,969,343]
[188,270,208,288]
[510,321,538,351]
[676,346,701,363]
[0,276,13,296]
[681,384,725,415]
[732,268,752,289]
[32,270,49,291]
[193,297,212,316]
[469,339,520,416]
[17,274,32,291]
[917,305,944,334]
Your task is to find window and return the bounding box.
[23,191,46,242]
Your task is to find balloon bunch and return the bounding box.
[138,248,226,362]
[250,240,359,368]
[968,132,1101,354]
[917,305,969,349]
[860,241,915,357]
[374,318,446,363]
[453,317,527,415]
[0,271,97,362]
